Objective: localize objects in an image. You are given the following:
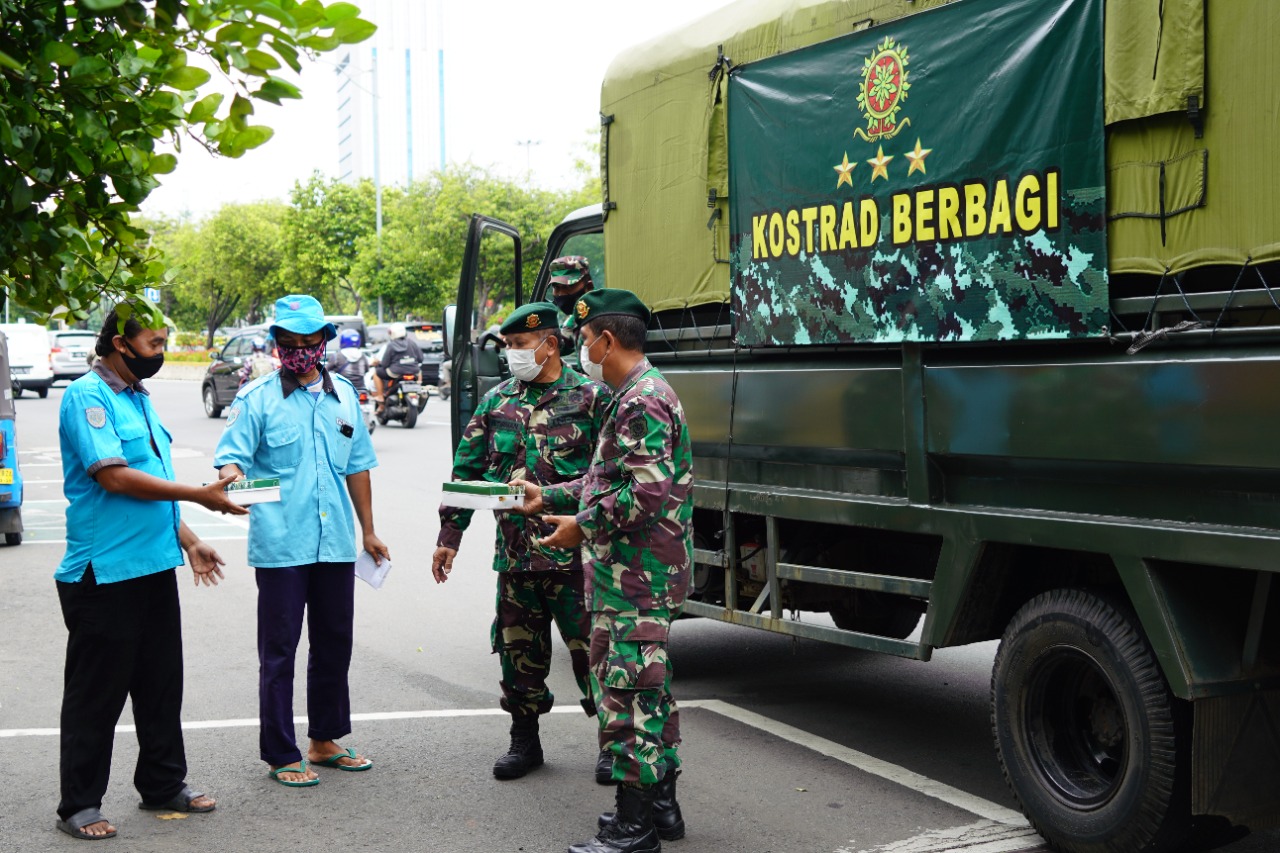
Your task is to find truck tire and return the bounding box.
[991,589,1189,853]
[4,532,20,546]
[37,386,48,398]
[203,385,222,418]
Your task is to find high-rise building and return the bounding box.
[335,0,443,187]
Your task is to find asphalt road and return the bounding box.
[1,379,1275,853]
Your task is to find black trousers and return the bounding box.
[56,566,187,820]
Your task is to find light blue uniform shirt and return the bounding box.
[56,361,183,584]
[213,368,377,568]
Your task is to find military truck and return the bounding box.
[444,1,1279,850]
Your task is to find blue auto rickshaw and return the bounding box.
[0,328,24,545]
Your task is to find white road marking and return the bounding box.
[0,694,1035,846]
[837,820,1045,853]
[0,705,583,738]
[683,699,1029,827]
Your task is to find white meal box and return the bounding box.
[440,480,525,511]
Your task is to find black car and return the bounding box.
[202,332,263,417]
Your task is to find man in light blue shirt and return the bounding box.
[214,294,387,787]
[55,305,246,841]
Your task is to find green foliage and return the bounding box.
[131,166,599,336]
[152,199,288,345]
[279,172,380,314]
[352,164,598,325]
[0,0,374,319]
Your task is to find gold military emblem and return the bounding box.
[525,313,541,329]
[576,300,589,319]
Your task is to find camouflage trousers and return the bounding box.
[590,612,681,785]
[492,570,591,718]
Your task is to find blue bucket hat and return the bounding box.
[269,294,337,341]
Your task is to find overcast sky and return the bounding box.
[142,0,730,218]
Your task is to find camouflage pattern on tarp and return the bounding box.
[727,0,1108,346]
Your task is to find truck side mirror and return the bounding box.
[442,305,456,360]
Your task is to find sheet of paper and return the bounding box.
[354,549,391,589]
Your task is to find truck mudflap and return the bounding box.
[1193,690,1280,828]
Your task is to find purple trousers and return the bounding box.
[255,562,355,766]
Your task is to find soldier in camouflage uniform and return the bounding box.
[548,255,595,329]
[517,289,692,853]
[432,302,607,781]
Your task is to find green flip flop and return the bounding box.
[268,759,319,787]
[312,747,372,771]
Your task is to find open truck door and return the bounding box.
[444,215,522,451]
[443,206,604,451]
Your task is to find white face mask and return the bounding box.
[579,335,607,383]
[505,338,549,382]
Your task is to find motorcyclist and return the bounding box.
[239,336,280,387]
[371,322,422,412]
[327,329,369,391]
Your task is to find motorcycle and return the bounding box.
[378,372,428,428]
[356,388,377,434]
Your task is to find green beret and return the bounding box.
[567,289,651,330]
[500,301,560,335]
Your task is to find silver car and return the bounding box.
[48,330,96,382]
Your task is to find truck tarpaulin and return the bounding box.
[728,0,1108,346]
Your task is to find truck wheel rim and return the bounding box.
[1024,647,1127,808]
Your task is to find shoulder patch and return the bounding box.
[226,407,241,427]
[85,407,107,429]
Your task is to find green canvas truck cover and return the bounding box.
[601,0,1276,311]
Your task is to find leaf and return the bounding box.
[299,33,339,52]
[187,92,224,124]
[333,18,376,45]
[149,153,178,175]
[230,94,255,119]
[0,50,22,72]
[164,66,211,90]
[41,43,79,67]
[245,49,280,71]
[81,0,129,9]
[323,2,361,24]
[10,176,32,213]
[254,77,301,104]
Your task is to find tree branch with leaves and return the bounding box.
[0,0,374,319]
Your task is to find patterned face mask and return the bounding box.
[278,340,327,374]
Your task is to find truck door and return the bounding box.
[445,214,522,451]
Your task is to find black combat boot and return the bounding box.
[596,750,614,784]
[492,715,543,779]
[598,762,684,840]
[568,784,661,853]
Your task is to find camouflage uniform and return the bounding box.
[438,368,606,717]
[543,358,694,784]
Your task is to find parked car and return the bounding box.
[0,322,54,398]
[0,328,25,545]
[202,331,261,417]
[48,329,96,382]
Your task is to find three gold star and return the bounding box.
[904,138,933,176]
[867,145,894,182]
[833,152,856,188]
